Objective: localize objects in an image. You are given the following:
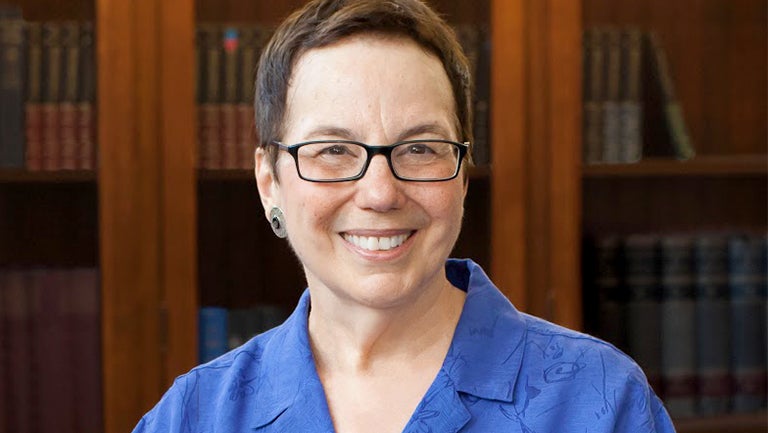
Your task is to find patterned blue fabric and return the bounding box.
[133,259,676,433]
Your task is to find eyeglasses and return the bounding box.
[270,139,469,182]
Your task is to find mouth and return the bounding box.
[341,231,414,252]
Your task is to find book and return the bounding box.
[624,234,662,393]
[25,21,43,170]
[5,269,33,432]
[472,25,491,166]
[65,268,102,432]
[728,234,767,412]
[59,21,80,170]
[659,235,696,418]
[618,28,643,163]
[199,306,229,363]
[198,24,222,170]
[220,26,239,169]
[600,28,622,164]
[236,25,259,169]
[41,22,63,171]
[591,235,626,351]
[0,271,8,429]
[32,269,76,432]
[644,32,694,161]
[77,22,95,170]
[0,10,26,168]
[582,27,604,164]
[693,235,731,415]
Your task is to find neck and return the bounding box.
[307,276,465,375]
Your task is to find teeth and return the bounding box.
[343,233,409,251]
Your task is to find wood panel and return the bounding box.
[491,0,582,328]
[160,0,199,389]
[10,0,93,20]
[582,0,767,156]
[98,0,163,430]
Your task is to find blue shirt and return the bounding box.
[134,259,676,432]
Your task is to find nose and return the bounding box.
[353,154,405,212]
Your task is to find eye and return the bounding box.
[319,144,354,156]
[404,143,436,155]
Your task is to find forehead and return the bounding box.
[283,34,457,140]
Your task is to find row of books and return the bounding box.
[194,22,491,170]
[0,267,102,433]
[0,9,97,171]
[581,27,694,165]
[199,304,290,363]
[583,232,767,418]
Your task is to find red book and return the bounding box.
[67,268,102,432]
[32,269,76,432]
[25,104,44,170]
[5,269,33,432]
[0,271,8,429]
[41,23,64,171]
[236,104,255,169]
[77,102,95,169]
[220,104,238,169]
[25,23,44,171]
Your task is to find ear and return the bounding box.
[254,147,281,220]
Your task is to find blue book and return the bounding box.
[660,235,696,418]
[693,235,731,415]
[199,307,229,364]
[728,234,767,412]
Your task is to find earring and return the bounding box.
[269,206,287,238]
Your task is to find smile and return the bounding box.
[341,232,413,251]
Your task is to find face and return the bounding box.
[255,35,467,309]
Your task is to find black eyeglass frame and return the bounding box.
[270,139,470,183]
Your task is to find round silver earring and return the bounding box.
[269,206,287,238]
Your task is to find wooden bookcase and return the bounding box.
[3,0,763,432]
[580,0,767,431]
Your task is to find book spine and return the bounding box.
[0,271,8,429]
[601,27,622,164]
[582,27,604,164]
[199,306,229,363]
[199,25,222,170]
[34,269,76,432]
[41,22,62,171]
[5,269,33,432]
[0,16,26,168]
[77,22,95,170]
[624,234,662,393]
[59,22,80,170]
[618,28,643,163]
[659,235,697,418]
[593,236,626,351]
[67,268,102,433]
[220,26,239,169]
[693,235,731,415]
[647,32,695,161]
[473,25,491,166]
[25,22,44,171]
[728,234,768,412]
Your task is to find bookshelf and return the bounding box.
[581,0,767,430]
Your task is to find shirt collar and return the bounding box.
[443,258,526,403]
[249,259,527,428]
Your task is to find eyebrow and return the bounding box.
[302,123,453,143]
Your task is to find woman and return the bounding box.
[134,1,675,432]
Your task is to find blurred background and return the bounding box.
[0,0,765,432]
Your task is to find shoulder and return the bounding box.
[517,313,674,432]
[132,327,281,433]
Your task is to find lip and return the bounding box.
[339,229,416,261]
